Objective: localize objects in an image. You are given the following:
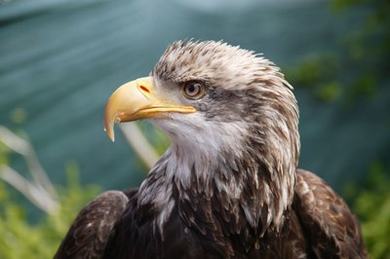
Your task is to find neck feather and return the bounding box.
[137,127,297,237]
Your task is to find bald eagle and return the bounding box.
[54,41,367,259]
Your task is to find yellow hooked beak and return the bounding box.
[104,76,196,142]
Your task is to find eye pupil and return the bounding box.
[187,84,199,95]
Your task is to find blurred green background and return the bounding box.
[0,0,389,258]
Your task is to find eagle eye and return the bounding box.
[181,81,206,100]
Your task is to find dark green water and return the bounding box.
[0,0,389,196]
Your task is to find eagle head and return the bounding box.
[104,40,300,230]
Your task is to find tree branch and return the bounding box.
[119,123,159,169]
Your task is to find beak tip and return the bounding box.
[108,134,115,143]
[104,127,115,143]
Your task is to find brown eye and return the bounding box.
[182,81,205,100]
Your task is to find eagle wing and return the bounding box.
[54,190,133,259]
[294,169,367,259]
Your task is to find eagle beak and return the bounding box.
[104,76,196,142]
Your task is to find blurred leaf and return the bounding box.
[286,55,338,89]
[9,108,26,125]
[350,74,377,99]
[0,141,10,165]
[331,0,363,11]
[346,162,390,259]
[315,81,342,102]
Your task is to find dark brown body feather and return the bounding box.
[54,190,134,259]
[294,170,367,258]
[54,169,366,259]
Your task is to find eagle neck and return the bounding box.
[137,122,298,239]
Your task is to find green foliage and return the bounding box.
[287,0,389,103]
[0,167,99,259]
[345,162,390,259]
[0,141,10,166]
[285,55,343,102]
[0,123,99,259]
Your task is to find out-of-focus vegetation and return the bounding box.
[287,0,389,103]
[0,138,99,259]
[0,174,98,259]
[345,163,390,259]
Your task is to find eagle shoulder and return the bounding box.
[294,169,367,259]
[54,190,133,259]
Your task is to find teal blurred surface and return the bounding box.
[0,0,389,192]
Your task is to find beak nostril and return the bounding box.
[139,85,150,93]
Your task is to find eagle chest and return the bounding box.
[103,197,307,259]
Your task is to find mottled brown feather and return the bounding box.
[54,190,133,259]
[294,169,367,259]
